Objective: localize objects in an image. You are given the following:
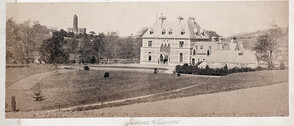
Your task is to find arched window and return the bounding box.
[148,52,152,61]
[179,53,183,62]
[207,50,210,56]
[193,49,196,55]
[192,58,195,65]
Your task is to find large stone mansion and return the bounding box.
[140,15,258,68]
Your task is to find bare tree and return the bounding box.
[253,25,282,69]
[6,19,36,64]
[19,20,36,64]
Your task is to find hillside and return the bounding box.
[224,27,288,50]
[33,24,57,50]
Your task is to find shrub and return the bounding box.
[175,65,182,73]
[280,62,286,70]
[175,63,256,76]
[84,66,90,70]
[176,64,196,74]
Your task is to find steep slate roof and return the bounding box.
[142,18,210,40]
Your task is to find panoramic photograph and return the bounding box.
[5,2,289,118]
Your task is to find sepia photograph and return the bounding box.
[4,1,289,119]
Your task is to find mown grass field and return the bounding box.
[9,69,287,112]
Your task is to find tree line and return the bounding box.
[6,18,148,64]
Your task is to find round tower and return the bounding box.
[73,14,78,30]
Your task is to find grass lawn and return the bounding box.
[5,65,54,88]
[9,69,285,112]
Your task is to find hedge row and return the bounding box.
[175,63,257,76]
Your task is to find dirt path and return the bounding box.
[7,71,52,90]
[6,82,288,118]
[5,69,72,111]
[46,84,200,112]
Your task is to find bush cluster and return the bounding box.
[175,63,257,76]
[84,66,90,70]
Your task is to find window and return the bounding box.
[179,53,183,62]
[195,46,198,50]
[148,41,152,47]
[150,28,154,34]
[150,30,153,34]
[181,31,185,35]
[193,49,196,55]
[169,29,173,35]
[148,52,151,61]
[181,29,185,35]
[200,45,203,49]
[162,29,166,34]
[207,50,210,56]
[179,41,184,48]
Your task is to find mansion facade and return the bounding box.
[140,15,258,68]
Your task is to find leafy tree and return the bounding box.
[118,36,136,59]
[39,32,68,64]
[78,34,94,63]
[67,32,75,37]
[6,18,20,64]
[95,33,105,63]
[59,29,68,37]
[253,25,282,69]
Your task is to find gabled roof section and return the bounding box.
[142,17,210,40]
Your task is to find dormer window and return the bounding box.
[162,29,166,35]
[150,29,154,34]
[181,31,185,35]
[181,28,185,35]
[150,31,153,34]
[168,30,172,35]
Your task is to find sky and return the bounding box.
[6,1,289,37]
